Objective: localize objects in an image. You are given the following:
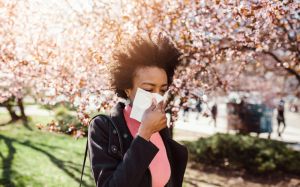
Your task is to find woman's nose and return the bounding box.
[152,89,161,94]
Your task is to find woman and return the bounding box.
[88,34,188,187]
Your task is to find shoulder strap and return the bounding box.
[79,114,114,187]
[79,139,88,187]
[79,114,102,187]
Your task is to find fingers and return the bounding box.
[162,101,167,111]
[148,98,157,111]
[147,97,167,114]
[155,100,164,113]
[161,116,167,127]
[162,115,167,123]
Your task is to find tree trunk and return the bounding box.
[5,103,20,122]
[0,97,20,122]
[17,98,27,123]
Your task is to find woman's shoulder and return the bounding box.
[88,114,111,139]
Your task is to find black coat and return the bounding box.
[88,102,188,187]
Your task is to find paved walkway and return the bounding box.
[0,105,55,116]
[174,103,300,144]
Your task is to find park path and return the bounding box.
[174,103,300,146]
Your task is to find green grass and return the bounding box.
[0,112,191,187]
[0,114,94,187]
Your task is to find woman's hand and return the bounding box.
[138,98,167,141]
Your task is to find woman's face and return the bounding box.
[125,66,168,105]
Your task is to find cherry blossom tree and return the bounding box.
[1,0,298,136]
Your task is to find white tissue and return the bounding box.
[130,88,168,122]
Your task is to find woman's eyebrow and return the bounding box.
[141,82,168,87]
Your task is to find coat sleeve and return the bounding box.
[167,138,188,186]
[88,116,159,187]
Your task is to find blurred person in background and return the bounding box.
[209,103,218,127]
[181,91,190,122]
[277,99,286,137]
[195,98,202,120]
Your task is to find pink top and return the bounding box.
[123,105,171,187]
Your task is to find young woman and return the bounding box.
[88,35,188,187]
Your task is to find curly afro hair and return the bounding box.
[109,34,182,99]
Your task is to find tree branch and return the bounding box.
[218,45,300,86]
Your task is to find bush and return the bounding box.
[183,133,300,175]
[44,106,87,137]
[41,102,77,111]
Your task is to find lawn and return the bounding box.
[0,113,190,187]
[0,114,94,187]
